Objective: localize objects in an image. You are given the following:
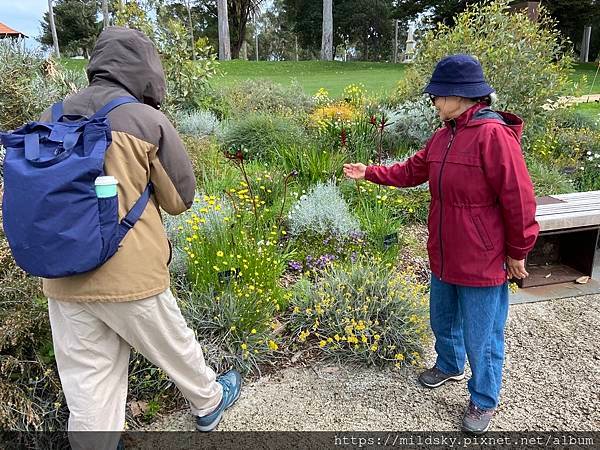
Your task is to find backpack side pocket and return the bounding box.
[98,195,120,263]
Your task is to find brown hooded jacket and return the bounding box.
[42,27,195,302]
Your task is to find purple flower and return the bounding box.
[288,260,303,271]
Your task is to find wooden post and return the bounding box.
[48,0,60,58]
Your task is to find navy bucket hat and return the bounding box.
[423,54,495,98]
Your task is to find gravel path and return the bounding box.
[146,294,600,431]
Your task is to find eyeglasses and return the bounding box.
[429,94,438,104]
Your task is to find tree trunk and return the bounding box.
[217,0,231,60]
[320,0,333,60]
[48,0,61,58]
[186,1,196,60]
[102,0,109,29]
[231,19,247,59]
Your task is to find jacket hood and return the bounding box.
[86,27,166,108]
[445,103,524,141]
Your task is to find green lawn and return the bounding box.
[60,58,598,97]
[212,60,407,97]
[569,62,600,95]
[573,100,600,123]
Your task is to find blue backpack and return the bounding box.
[0,96,152,278]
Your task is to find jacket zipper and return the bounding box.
[438,122,456,280]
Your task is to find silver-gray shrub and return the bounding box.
[174,109,219,136]
[288,181,361,239]
[384,97,440,146]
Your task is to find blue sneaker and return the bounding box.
[195,370,242,432]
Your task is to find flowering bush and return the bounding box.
[286,230,367,275]
[574,149,600,191]
[288,259,430,367]
[342,83,367,108]
[179,282,289,374]
[309,102,358,130]
[313,87,332,107]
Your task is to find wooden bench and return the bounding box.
[517,190,600,291]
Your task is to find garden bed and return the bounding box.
[143,293,600,431]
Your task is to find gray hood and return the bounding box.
[87,27,166,108]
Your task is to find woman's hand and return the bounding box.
[343,163,367,180]
[506,256,529,279]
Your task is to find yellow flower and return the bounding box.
[268,340,278,351]
[241,343,248,350]
[251,328,257,334]
[319,340,327,348]
[370,345,378,352]
[298,330,310,342]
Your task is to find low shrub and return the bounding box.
[217,114,308,161]
[287,181,361,239]
[276,144,348,188]
[526,156,575,196]
[384,98,439,149]
[179,283,289,375]
[174,109,219,137]
[0,44,86,131]
[221,79,314,117]
[287,259,430,367]
[182,136,242,195]
[0,233,66,431]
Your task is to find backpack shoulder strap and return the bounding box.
[115,182,154,244]
[90,96,140,121]
[51,102,64,121]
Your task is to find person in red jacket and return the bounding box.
[344,54,539,434]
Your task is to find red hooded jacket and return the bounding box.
[365,103,539,287]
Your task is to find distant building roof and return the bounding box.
[0,22,28,39]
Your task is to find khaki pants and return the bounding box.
[48,289,222,434]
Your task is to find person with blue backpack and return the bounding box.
[1,27,241,443]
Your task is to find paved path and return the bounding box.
[146,294,600,432]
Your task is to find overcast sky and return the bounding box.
[1,0,48,47]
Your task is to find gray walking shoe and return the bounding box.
[461,400,495,434]
[418,365,465,388]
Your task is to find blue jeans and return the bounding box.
[429,275,509,410]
